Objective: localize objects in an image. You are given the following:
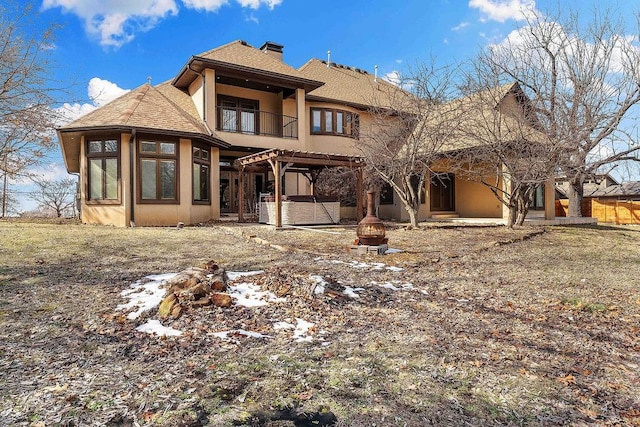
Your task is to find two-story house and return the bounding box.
[57,40,554,227]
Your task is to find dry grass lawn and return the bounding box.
[0,220,639,426]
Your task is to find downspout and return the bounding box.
[70,172,80,219]
[129,129,136,227]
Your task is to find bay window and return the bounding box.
[139,140,178,203]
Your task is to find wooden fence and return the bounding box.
[555,199,591,217]
[555,199,640,224]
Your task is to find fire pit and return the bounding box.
[351,191,388,254]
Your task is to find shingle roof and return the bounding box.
[299,59,403,109]
[196,40,309,80]
[58,81,227,173]
[438,82,546,152]
[59,82,215,140]
[588,182,640,198]
[173,40,323,91]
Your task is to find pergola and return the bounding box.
[235,148,365,227]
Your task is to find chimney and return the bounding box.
[260,41,284,62]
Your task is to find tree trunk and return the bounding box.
[406,207,419,229]
[567,178,584,217]
[506,204,517,228]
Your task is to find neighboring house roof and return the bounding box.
[587,181,640,198]
[173,40,324,92]
[58,82,228,173]
[555,173,621,199]
[299,59,403,109]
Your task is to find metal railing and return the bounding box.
[216,107,298,139]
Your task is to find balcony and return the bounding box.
[216,106,298,139]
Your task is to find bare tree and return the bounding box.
[0,186,19,217]
[359,61,462,228]
[29,177,77,218]
[1,1,60,213]
[478,7,640,217]
[448,80,559,227]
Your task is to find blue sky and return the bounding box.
[8,0,639,212]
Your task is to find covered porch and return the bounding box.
[235,149,365,227]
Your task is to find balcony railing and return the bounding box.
[216,106,298,139]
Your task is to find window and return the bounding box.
[310,108,359,138]
[530,185,545,210]
[218,96,259,134]
[87,138,119,203]
[380,182,394,205]
[193,145,210,203]
[139,140,178,203]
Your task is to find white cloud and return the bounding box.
[13,163,70,185]
[452,21,470,31]
[42,0,283,47]
[42,0,179,48]
[88,77,130,107]
[245,12,259,23]
[56,77,129,125]
[180,0,228,12]
[181,0,283,11]
[383,70,402,86]
[469,0,536,23]
[236,0,282,10]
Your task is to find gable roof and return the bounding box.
[438,82,546,152]
[58,82,227,173]
[299,59,404,109]
[173,40,323,92]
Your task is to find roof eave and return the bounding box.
[58,125,230,149]
[173,56,324,92]
[305,94,372,111]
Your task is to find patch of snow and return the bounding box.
[293,318,315,342]
[273,321,296,330]
[385,248,403,254]
[316,258,404,272]
[273,318,315,342]
[343,286,365,298]
[212,329,271,341]
[369,262,387,270]
[228,282,286,307]
[117,273,178,320]
[226,270,264,281]
[309,275,327,294]
[375,280,415,291]
[135,319,182,336]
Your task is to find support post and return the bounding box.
[274,160,282,228]
[238,165,245,222]
[356,167,364,220]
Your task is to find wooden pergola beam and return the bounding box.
[235,148,366,227]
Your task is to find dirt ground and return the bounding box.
[1,220,639,426]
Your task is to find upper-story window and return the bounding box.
[311,108,359,138]
[87,138,119,203]
[138,140,179,203]
[218,96,259,135]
